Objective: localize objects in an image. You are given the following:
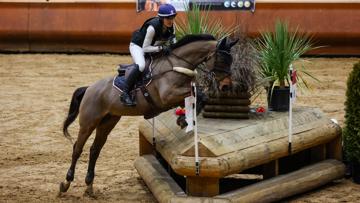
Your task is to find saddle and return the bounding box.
[113,57,153,93]
[113,56,160,119]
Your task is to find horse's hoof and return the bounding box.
[84,190,96,199]
[84,185,96,199]
[59,181,70,193]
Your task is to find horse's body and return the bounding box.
[59,34,237,196]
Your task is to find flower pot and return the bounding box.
[352,162,360,184]
[267,86,290,112]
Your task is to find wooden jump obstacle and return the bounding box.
[135,107,345,203]
[202,92,251,119]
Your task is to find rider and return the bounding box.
[121,3,177,106]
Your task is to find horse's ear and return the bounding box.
[217,37,227,50]
[229,38,239,48]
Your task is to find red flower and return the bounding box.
[256,106,266,113]
[175,107,186,116]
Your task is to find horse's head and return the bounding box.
[164,35,238,89]
[202,37,238,89]
[147,35,239,111]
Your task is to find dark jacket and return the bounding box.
[131,17,175,47]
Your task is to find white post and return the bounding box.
[192,82,200,175]
[288,64,293,154]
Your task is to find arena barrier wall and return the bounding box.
[0,0,359,55]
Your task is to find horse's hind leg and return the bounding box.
[59,111,103,194]
[84,114,120,196]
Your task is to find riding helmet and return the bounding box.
[158,4,177,18]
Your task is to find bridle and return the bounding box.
[153,49,232,78]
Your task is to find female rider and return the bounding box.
[121,3,177,106]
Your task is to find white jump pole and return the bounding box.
[191,82,200,175]
[288,64,293,154]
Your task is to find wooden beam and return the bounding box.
[217,159,345,203]
[186,176,219,197]
[202,112,249,119]
[206,98,251,106]
[204,105,250,113]
[134,155,185,203]
[326,136,342,160]
[262,160,279,179]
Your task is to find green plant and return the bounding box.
[343,62,360,163]
[253,20,319,89]
[175,3,235,39]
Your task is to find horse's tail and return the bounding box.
[63,86,88,139]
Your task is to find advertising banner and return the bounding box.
[136,0,255,12]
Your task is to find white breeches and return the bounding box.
[129,43,145,72]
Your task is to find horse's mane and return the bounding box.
[171,34,216,50]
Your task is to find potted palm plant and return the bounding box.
[254,20,319,111]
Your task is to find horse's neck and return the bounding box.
[172,41,217,69]
[151,41,216,74]
[146,41,216,110]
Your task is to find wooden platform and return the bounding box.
[135,107,345,202]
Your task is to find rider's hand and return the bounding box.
[161,45,171,55]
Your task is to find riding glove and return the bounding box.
[162,45,172,55]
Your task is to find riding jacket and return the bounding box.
[131,17,176,53]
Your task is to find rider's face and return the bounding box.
[163,16,175,28]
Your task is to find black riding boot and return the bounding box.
[120,65,141,106]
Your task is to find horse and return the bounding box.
[59,34,238,196]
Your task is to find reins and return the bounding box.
[150,50,218,80]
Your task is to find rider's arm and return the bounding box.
[142,25,162,53]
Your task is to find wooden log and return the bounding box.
[134,155,229,203]
[202,112,249,119]
[206,98,251,106]
[134,155,185,203]
[208,92,251,99]
[136,156,344,202]
[204,105,250,113]
[171,196,230,203]
[217,159,345,203]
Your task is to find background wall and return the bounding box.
[0,1,359,55]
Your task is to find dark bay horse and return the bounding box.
[59,34,238,196]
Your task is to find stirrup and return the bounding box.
[120,93,136,106]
